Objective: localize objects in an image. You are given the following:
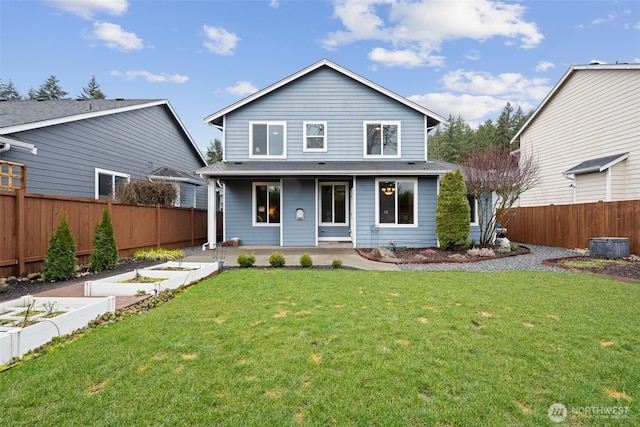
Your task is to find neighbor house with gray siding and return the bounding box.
[197,59,476,248]
[512,63,640,206]
[0,99,208,208]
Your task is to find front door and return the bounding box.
[318,181,351,241]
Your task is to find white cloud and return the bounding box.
[323,0,544,67]
[535,61,555,72]
[368,47,444,67]
[45,0,128,19]
[409,92,508,122]
[226,81,258,96]
[110,70,189,84]
[408,68,550,123]
[203,25,239,55]
[465,50,481,61]
[592,12,617,25]
[441,69,551,99]
[269,0,280,8]
[88,22,143,51]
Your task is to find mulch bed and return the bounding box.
[543,256,640,282]
[357,245,530,264]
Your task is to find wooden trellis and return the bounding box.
[0,160,26,191]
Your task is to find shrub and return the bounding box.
[114,180,177,206]
[132,248,184,261]
[269,251,286,268]
[435,170,470,250]
[331,259,343,269]
[42,214,77,281]
[90,206,119,272]
[300,253,313,268]
[237,253,256,268]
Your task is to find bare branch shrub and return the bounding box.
[114,180,177,206]
[462,148,539,246]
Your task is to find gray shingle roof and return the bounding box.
[197,160,458,177]
[563,153,629,175]
[148,166,206,186]
[0,99,163,129]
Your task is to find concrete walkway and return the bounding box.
[183,243,400,271]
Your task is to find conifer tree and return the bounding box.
[435,170,470,249]
[90,206,119,272]
[42,214,77,281]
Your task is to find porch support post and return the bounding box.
[207,179,217,249]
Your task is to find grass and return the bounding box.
[1,270,638,426]
[563,258,626,268]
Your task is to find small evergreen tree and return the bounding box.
[79,75,106,99]
[42,214,77,281]
[0,79,22,100]
[34,75,68,100]
[435,170,470,250]
[90,206,119,272]
[206,139,223,163]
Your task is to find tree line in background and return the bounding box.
[428,102,532,162]
[0,75,106,100]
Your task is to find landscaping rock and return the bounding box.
[0,282,10,293]
[377,248,396,258]
[27,272,41,281]
[6,276,19,285]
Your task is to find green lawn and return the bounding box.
[1,270,638,426]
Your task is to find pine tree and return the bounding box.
[79,76,106,99]
[90,206,119,272]
[435,170,470,250]
[206,139,223,163]
[0,79,22,100]
[34,75,68,100]
[42,214,77,281]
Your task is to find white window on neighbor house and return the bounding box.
[467,194,478,225]
[95,168,129,200]
[253,182,281,226]
[303,121,327,152]
[320,182,348,225]
[376,178,417,226]
[364,121,400,158]
[250,122,286,158]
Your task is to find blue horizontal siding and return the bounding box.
[224,67,426,162]
[282,178,316,246]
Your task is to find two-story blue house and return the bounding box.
[198,59,465,248]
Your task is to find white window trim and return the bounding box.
[249,121,287,159]
[375,177,418,227]
[303,121,328,152]
[468,194,479,226]
[319,182,349,226]
[95,168,130,199]
[363,121,401,158]
[252,181,281,227]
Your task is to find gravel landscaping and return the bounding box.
[399,243,582,272]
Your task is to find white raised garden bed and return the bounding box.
[0,295,116,365]
[84,262,218,297]
[141,261,219,282]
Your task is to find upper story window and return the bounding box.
[364,121,400,158]
[250,122,286,158]
[303,122,327,152]
[95,168,129,200]
[376,178,417,226]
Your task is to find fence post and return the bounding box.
[16,189,26,276]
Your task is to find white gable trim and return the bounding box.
[203,59,447,126]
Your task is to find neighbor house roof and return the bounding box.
[563,152,629,176]
[0,99,207,164]
[197,160,457,177]
[148,166,206,186]
[203,58,447,129]
[511,63,640,144]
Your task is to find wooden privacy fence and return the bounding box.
[507,200,640,255]
[1,189,208,277]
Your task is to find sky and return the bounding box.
[1,0,639,155]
